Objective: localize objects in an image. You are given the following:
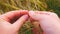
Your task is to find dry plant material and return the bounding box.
[31,21,43,34]
[0,0,60,34]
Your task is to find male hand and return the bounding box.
[29,11,60,34]
[0,10,28,34]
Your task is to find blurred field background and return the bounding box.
[0,0,60,34]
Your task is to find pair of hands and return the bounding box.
[0,10,60,34]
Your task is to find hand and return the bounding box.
[29,11,60,34]
[0,10,28,34]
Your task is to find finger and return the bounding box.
[29,11,59,21]
[30,11,59,21]
[35,11,59,20]
[29,11,60,34]
[29,12,43,34]
[30,17,44,34]
[31,21,43,34]
[29,11,40,20]
[0,10,28,22]
[12,15,28,31]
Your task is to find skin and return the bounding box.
[0,10,28,34]
[29,11,60,34]
[0,10,60,34]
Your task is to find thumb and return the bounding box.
[13,15,28,31]
[29,11,40,21]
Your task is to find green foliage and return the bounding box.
[0,0,60,34]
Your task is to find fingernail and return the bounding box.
[23,15,28,19]
[29,11,35,15]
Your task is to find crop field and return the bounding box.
[0,0,60,34]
